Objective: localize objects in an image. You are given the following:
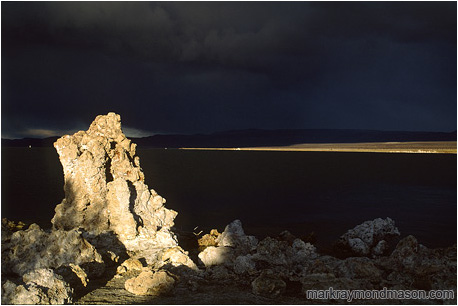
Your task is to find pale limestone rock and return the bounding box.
[3,269,73,305]
[1,224,103,276]
[1,280,17,304]
[216,220,258,252]
[338,217,400,256]
[197,220,259,269]
[124,270,175,296]
[69,264,88,287]
[251,269,286,299]
[198,229,220,248]
[117,258,143,274]
[252,237,289,266]
[289,239,318,263]
[55,263,89,289]
[160,247,198,270]
[52,113,185,263]
[198,246,234,267]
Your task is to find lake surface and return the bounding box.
[2,147,456,248]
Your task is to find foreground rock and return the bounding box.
[251,269,286,298]
[197,220,258,268]
[74,218,456,304]
[124,270,175,296]
[2,223,103,276]
[52,113,181,264]
[2,269,73,304]
[337,217,400,256]
[1,113,193,304]
[193,219,456,304]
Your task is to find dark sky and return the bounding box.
[2,2,457,138]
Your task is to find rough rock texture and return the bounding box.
[197,220,318,282]
[198,246,234,267]
[251,269,286,299]
[338,217,400,256]
[1,113,198,304]
[51,113,181,264]
[160,247,198,270]
[197,229,220,248]
[2,269,73,305]
[301,272,370,292]
[233,255,256,275]
[216,219,258,253]
[190,219,456,303]
[116,258,144,275]
[124,270,175,296]
[1,223,103,276]
[197,220,258,268]
[70,217,456,304]
[335,257,382,281]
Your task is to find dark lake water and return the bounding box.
[2,147,456,248]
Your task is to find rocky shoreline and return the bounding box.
[2,113,456,304]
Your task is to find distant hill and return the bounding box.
[3,129,456,148]
[2,136,60,148]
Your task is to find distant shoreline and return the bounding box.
[180,141,457,154]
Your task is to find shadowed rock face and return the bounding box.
[52,113,178,263]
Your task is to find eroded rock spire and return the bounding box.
[52,112,178,262]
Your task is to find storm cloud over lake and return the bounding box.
[2,2,456,139]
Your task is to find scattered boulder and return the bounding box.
[216,220,258,253]
[288,239,318,263]
[252,237,289,266]
[389,235,419,270]
[196,221,319,280]
[198,246,234,267]
[197,220,258,268]
[277,230,297,245]
[116,258,144,275]
[338,217,400,256]
[160,246,198,270]
[55,263,89,289]
[307,255,341,275]
[2,218,27,232]
[251,269,286,299]
[234,255,256,275]
[205,265,233,281]
[124,270,175,296]
[2,224,103,276]
[2,269,73,305]
[198,229,220,248]
[335,257,383,281]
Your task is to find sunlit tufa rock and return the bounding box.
[124,270,175,296]
[2,223,103,276]
[2,269,73,305]
[52,113,182,263]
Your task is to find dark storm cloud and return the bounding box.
[2,2,456,138]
